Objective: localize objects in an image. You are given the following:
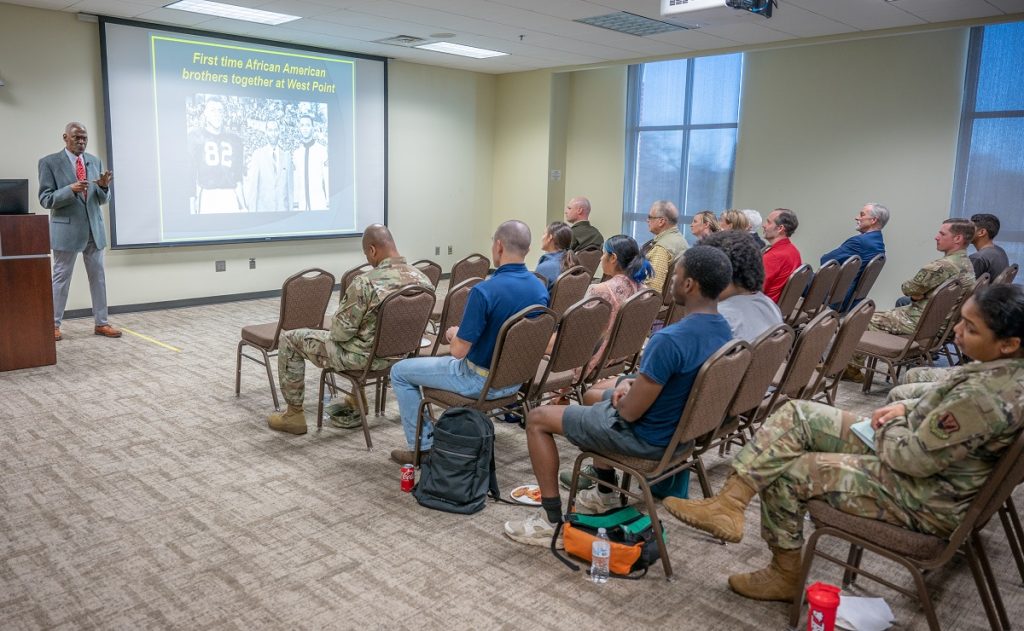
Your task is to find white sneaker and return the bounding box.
[504,512,563,549]
[574,487,619,515]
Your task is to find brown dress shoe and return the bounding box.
[55,328,62,341]
[94,324,122,338]
[390,448,429,465]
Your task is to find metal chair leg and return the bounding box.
[235,340,244,396]
[260,347,279,411]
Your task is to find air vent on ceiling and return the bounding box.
[374,35,430,47]
[574,12,696,36]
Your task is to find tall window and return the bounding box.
[952,22,1024,278]
[622,53,743,244]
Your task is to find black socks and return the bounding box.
[541,496,562,524]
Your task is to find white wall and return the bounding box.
[0,3,496,311]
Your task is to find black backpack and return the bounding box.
[413,407,500,514]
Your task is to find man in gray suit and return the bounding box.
[38,121,120,341]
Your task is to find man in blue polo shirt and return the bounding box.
[389,220,549,465]
[504,246,734,547]
[821,202,888,309]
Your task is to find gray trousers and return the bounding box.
[52,234,108,328]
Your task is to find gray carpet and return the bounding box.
[2,298,1021,630]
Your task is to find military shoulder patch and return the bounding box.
[930,412,961,440]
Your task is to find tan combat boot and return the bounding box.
[662,473,757,543]
[727,547,802,602]
[268,405,308,435]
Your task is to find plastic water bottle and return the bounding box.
[590,527,610,584]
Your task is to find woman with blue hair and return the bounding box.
[579,235,653,379]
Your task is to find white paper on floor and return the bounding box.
[835,595,895,631]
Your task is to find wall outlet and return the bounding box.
[249,257,256,269]
[434,246,440,256]
[447,245,453,255]
[215,260,226,272]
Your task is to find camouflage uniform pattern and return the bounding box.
[278,257,431,407]
[887,366,962,404]
[869,250,974,335]
[732,358,1024,550]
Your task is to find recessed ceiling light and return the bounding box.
[413,42,508,59]
[164,0,300,25]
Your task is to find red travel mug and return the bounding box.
[806,582,841,631]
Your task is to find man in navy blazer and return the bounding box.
[820,202,888,310]
[38,122,120,341]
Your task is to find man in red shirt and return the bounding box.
[761,208,802,303]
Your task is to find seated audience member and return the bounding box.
[579,235,652,378]
[642,200,688,291]
[844,218,977,382]
[565,196,604,251]
[689,210,721,242]
[388,220,549,464]
[820,202,888,309]
[535,221,573,289]
[268,225,431,435]
[503,246,734,546]
[703,230,783,342]
[969,213,1009,280]
[664,283,1024,602]
[743,209,766,250]
[719,209,750,233]
[761,208,802,303]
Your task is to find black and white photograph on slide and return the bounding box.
[187,95,245,215]
[102,20,385,247]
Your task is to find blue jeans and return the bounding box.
[390,356,520,450]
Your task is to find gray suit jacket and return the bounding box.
[38,150,110,252]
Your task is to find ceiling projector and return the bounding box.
[661,0,777,19]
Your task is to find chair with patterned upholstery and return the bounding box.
[413,305,557,467]
[235,268,335,410]
[789,260,842,328]
[992,263,1018,285]
[422,277,483,357]
[699,323,794,461]
[789,428,1024,631]
[564,340,752,579]
[843,253,886,312]
[412,259,443,289]
[856,277,961,393]
[805,300,875,405]
[430,253,490,323]
[575,245,603,279]
[548,266,592,317]
[777,264,812,326]
[316,285,436,449]
[825,255,861,311]
[521,296,611,411]
[583,289,662,386]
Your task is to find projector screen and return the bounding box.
[99,18,387,248]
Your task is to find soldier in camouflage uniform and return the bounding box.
[268,225,432,435]
[845,219,976,382]
[664,283,1024,603]
[868,218,976,335]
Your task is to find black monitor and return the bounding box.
[0,179,29,215]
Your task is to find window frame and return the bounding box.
[621,56,743,240]
[951,25,1024,247]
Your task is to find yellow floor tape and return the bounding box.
[120,327,182,352]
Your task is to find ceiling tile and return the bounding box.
[892,0,1003,22]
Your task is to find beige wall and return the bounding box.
[0,3,496,311]
[733,29,969,306]
[562,67,628,243]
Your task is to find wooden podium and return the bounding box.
[0,214,56,372]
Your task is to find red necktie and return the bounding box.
[76,156,87,201]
